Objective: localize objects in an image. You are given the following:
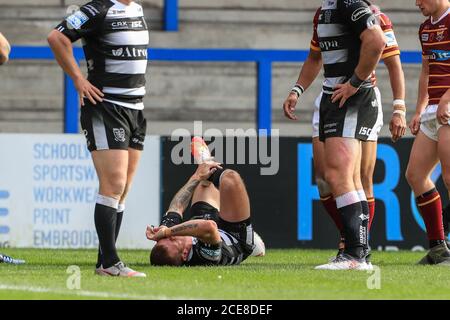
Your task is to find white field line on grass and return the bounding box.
[0,284,194,300]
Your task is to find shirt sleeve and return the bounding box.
[338,0,378,37]
[379,13,401,60]
[310,7,321,52]
[54,1,106,42]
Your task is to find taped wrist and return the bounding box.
[207,167,225,189]
[160,212,183,228]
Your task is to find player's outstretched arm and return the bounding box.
[384,54,407,142]
[146,220,221,245]
[47,30,103,106]
[283,49,322,121]
[0,32,11,65]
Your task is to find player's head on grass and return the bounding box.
[150,237,191,266]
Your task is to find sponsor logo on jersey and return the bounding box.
[113,128,126,142]
[344,0,362,7]
[111,21,144,30]
[112,47,148,58]
[66,10,89,30]
[319,39,339,51]
[430,50,450,61]
[421,33,429,42]
[351,7,372,22]
[322,0,337,10]
[324,10,332,23]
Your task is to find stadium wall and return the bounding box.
[0,134,443,251]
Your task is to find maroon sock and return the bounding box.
[416,188,445,247]
[367,197,375,232]
[320,195,344,237]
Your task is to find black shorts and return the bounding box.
[80,100,147,152]
[319,87,379,142]
[189,201,254,259]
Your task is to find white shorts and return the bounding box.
[311,87,383,141]
[420,105,450,141]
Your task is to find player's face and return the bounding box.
[416,0,439,16]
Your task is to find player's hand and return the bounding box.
[283,93,299,120]
[195,162,223,181]
[146,225,169,241]
[437,100,450,125]
[331,82,358,108]
[409,113,421,135]
[389,113,407,142]
[74,77,104,107]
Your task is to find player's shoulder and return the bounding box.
[419,17,432,32]
[313,6,321,22]
[377,11,393,29]
[79,0,113,16]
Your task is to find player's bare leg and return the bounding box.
[361,141,377,230]
[95,148,142,269]
[406,131,449,265]
[92,150,145,277]
[313,137,345,254]
[315,137,371,270]
[438,126,450,249]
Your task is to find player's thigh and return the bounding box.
[438,125,450,188]
[324,137,359,173]
[312,137,326,179]
[406,131,438,188]
[91,149,129,194]
[192,183,220,210]
[219,170,250,223]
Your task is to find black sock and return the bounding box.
[443,204,450,237]
[338,200,365,259]
[94,196,120,268]
[115,211,124,241]
[360,199,369,254]
[96,209,124,268]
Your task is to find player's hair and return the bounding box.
[150,241,184,266]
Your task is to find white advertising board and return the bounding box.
[0,134,160,249]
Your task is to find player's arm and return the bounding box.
[283,7,322,121]
[384,54,407,142]
[157,162,223,229]
[147,220,221,245]
[0,32,11,65]
[437,87,450,125]
[47,4,104,106]
[283,49,322,120]
[332,1,386,107]
[410,58,429,135]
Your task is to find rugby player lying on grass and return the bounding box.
[146,138,264,266]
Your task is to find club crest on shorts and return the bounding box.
[113,128,126,142]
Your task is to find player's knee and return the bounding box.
[361,174,373,192]
[442,173,450,190]
[220,170,243,190]
[101,173,127,199]
[405,166,420,187]
[315,176,331,195]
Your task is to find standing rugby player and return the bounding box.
[48,0,149,277]
[405,0,450,265]
[0,32,25,265]
[283,1,406,260]
[284,0,386,270]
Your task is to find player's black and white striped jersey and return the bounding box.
[185,230,248,266]
[313,0,378,94]
[55,0,149,110]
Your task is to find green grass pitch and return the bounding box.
[1,249,450,300]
